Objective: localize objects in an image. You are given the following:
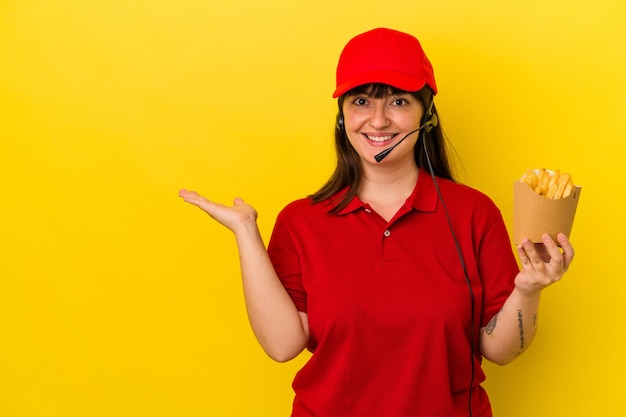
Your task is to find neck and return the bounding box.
[358,163,419,205]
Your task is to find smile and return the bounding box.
[365,134,395,143]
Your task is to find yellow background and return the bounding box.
[1,1,624,416]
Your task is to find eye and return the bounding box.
[352,97,368,106]
[391,97,409,106]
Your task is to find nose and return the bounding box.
[368,103,391,129]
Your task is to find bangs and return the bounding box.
[344,83,408,98]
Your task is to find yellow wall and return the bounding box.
[1,1,624,416]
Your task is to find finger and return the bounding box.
[516,242,531,266]
[522,238,543,264]
[178,190,215,211]
[180,193,207,205]
[516,239,538,269]
[557,233,575,267]
[179,189,201,199]
[541,233,564,266]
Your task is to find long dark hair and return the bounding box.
[309,83,456,214]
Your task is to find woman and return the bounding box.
[179,28,574,417]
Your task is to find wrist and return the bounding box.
[512,285,542,301]
[233,217,261,238]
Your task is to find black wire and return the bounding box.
[422,133,476,417]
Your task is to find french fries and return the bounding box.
[521,168,575,199]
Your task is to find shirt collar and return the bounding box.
[333,169,439,215]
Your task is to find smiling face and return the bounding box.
[341,84,424,167]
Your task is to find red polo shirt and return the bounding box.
[267,170,518,417]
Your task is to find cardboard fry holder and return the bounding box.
[513,181,582,245]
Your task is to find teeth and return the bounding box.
[367,135,393,142]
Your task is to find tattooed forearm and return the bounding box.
[485,309,502,335]
[518,310,525,350]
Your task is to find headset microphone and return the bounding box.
[373,113,438,163]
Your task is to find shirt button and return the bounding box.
[364,208,372,214]
[383,229,391,237]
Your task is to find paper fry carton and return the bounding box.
[513,181,582,245]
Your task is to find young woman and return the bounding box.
[179,27,574,417]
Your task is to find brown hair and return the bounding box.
[309,83,456,214]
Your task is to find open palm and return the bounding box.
[179,189,258,233]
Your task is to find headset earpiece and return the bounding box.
[336,114,344,130]
[422,97,438,133]
[424,112,438,132]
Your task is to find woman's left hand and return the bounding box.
[514,233,575,296]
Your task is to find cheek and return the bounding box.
[342,112,364,131]
[344,132,360,150]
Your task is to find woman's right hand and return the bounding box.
[178,189,258,234]
[179,189,308,361]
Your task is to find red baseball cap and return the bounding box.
[333,28,437,98]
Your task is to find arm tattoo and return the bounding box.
[485,309,502,335]
[518,310,525,350]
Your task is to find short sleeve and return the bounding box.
[267,210,308,312]
[477,210,519,328]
